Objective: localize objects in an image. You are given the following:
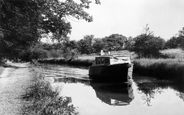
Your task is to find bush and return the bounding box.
[22,67,78,115]
[132,34,165,58]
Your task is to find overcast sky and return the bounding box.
[68,0,184,41]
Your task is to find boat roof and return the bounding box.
[96,55,130,58]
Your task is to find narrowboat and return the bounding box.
[89,55,133,82]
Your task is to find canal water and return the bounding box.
[41,64,184,115]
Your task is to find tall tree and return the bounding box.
[92,38,105,53]
[132,25,165,58]
[103,34,127,51]
[77,35,94,54]
[0,0,100,60]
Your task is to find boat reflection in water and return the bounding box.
[90,81,134,106]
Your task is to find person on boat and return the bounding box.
[108,51,111,55]
[100,50,105,56]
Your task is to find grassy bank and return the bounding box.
[38,50,134,67]
[133,58,184,82]
[38,58,184,82]
[22,66,78,115]
[39,57,184,82]
[160,48,184,59]
[38,49,184,82]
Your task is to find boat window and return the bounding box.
[96,57,110,65]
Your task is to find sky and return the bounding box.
[67,0,184,41]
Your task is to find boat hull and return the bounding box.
[89,63,133,82]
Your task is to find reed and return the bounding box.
[160,48,184,59]
[22,67,78,115]
[133,58,184,82]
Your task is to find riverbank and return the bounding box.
[133,58,184,82]
[0,62,78,115]
[38,57,184,82]
[22,65,78,115]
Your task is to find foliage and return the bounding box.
[77,34,127,54]
[22,68,78,115]
[133,58,184,82]
[132,26,165,58]
[61,40,79,60]
[21,41,79,60]
[124,36,135,50]
[103,34,127,51]
[62,47,79,60]
[77,35,94,54]
[0,0,40,60]
[92,38,105,53]
[165,36,180,49]
[0,0,100,61]
[165,27,184,49]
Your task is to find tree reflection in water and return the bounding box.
[173,82,184,102]
[137,82,164,106]
[135,76,184,106]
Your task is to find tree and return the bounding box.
[124,36,135,51]
[132,25,165,58]
[165,27,184,49]
[178,27,184,37]
[0,0,100,60]
[62,40,79,60]
[103,34,127,51]
[164,36,180,49]
[77,35,94,54]
[0,0,40,60]
[92,38,105,53]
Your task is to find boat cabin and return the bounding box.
[93,55,131,66]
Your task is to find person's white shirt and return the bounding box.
[100,50,105,56]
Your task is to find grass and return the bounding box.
[38,49,184,82]
[160,48,184,59]
[132,49,184,82]
[22,66,78,115]
[133,58,184,82]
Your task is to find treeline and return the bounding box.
[29,34,126,60]
[128,26,184,58]
[33,26,184,60]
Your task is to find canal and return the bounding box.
[41,64,184,115]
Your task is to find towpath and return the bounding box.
[0,63,31,115]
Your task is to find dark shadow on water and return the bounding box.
[54,77,91,85]
[90,81,134,106]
